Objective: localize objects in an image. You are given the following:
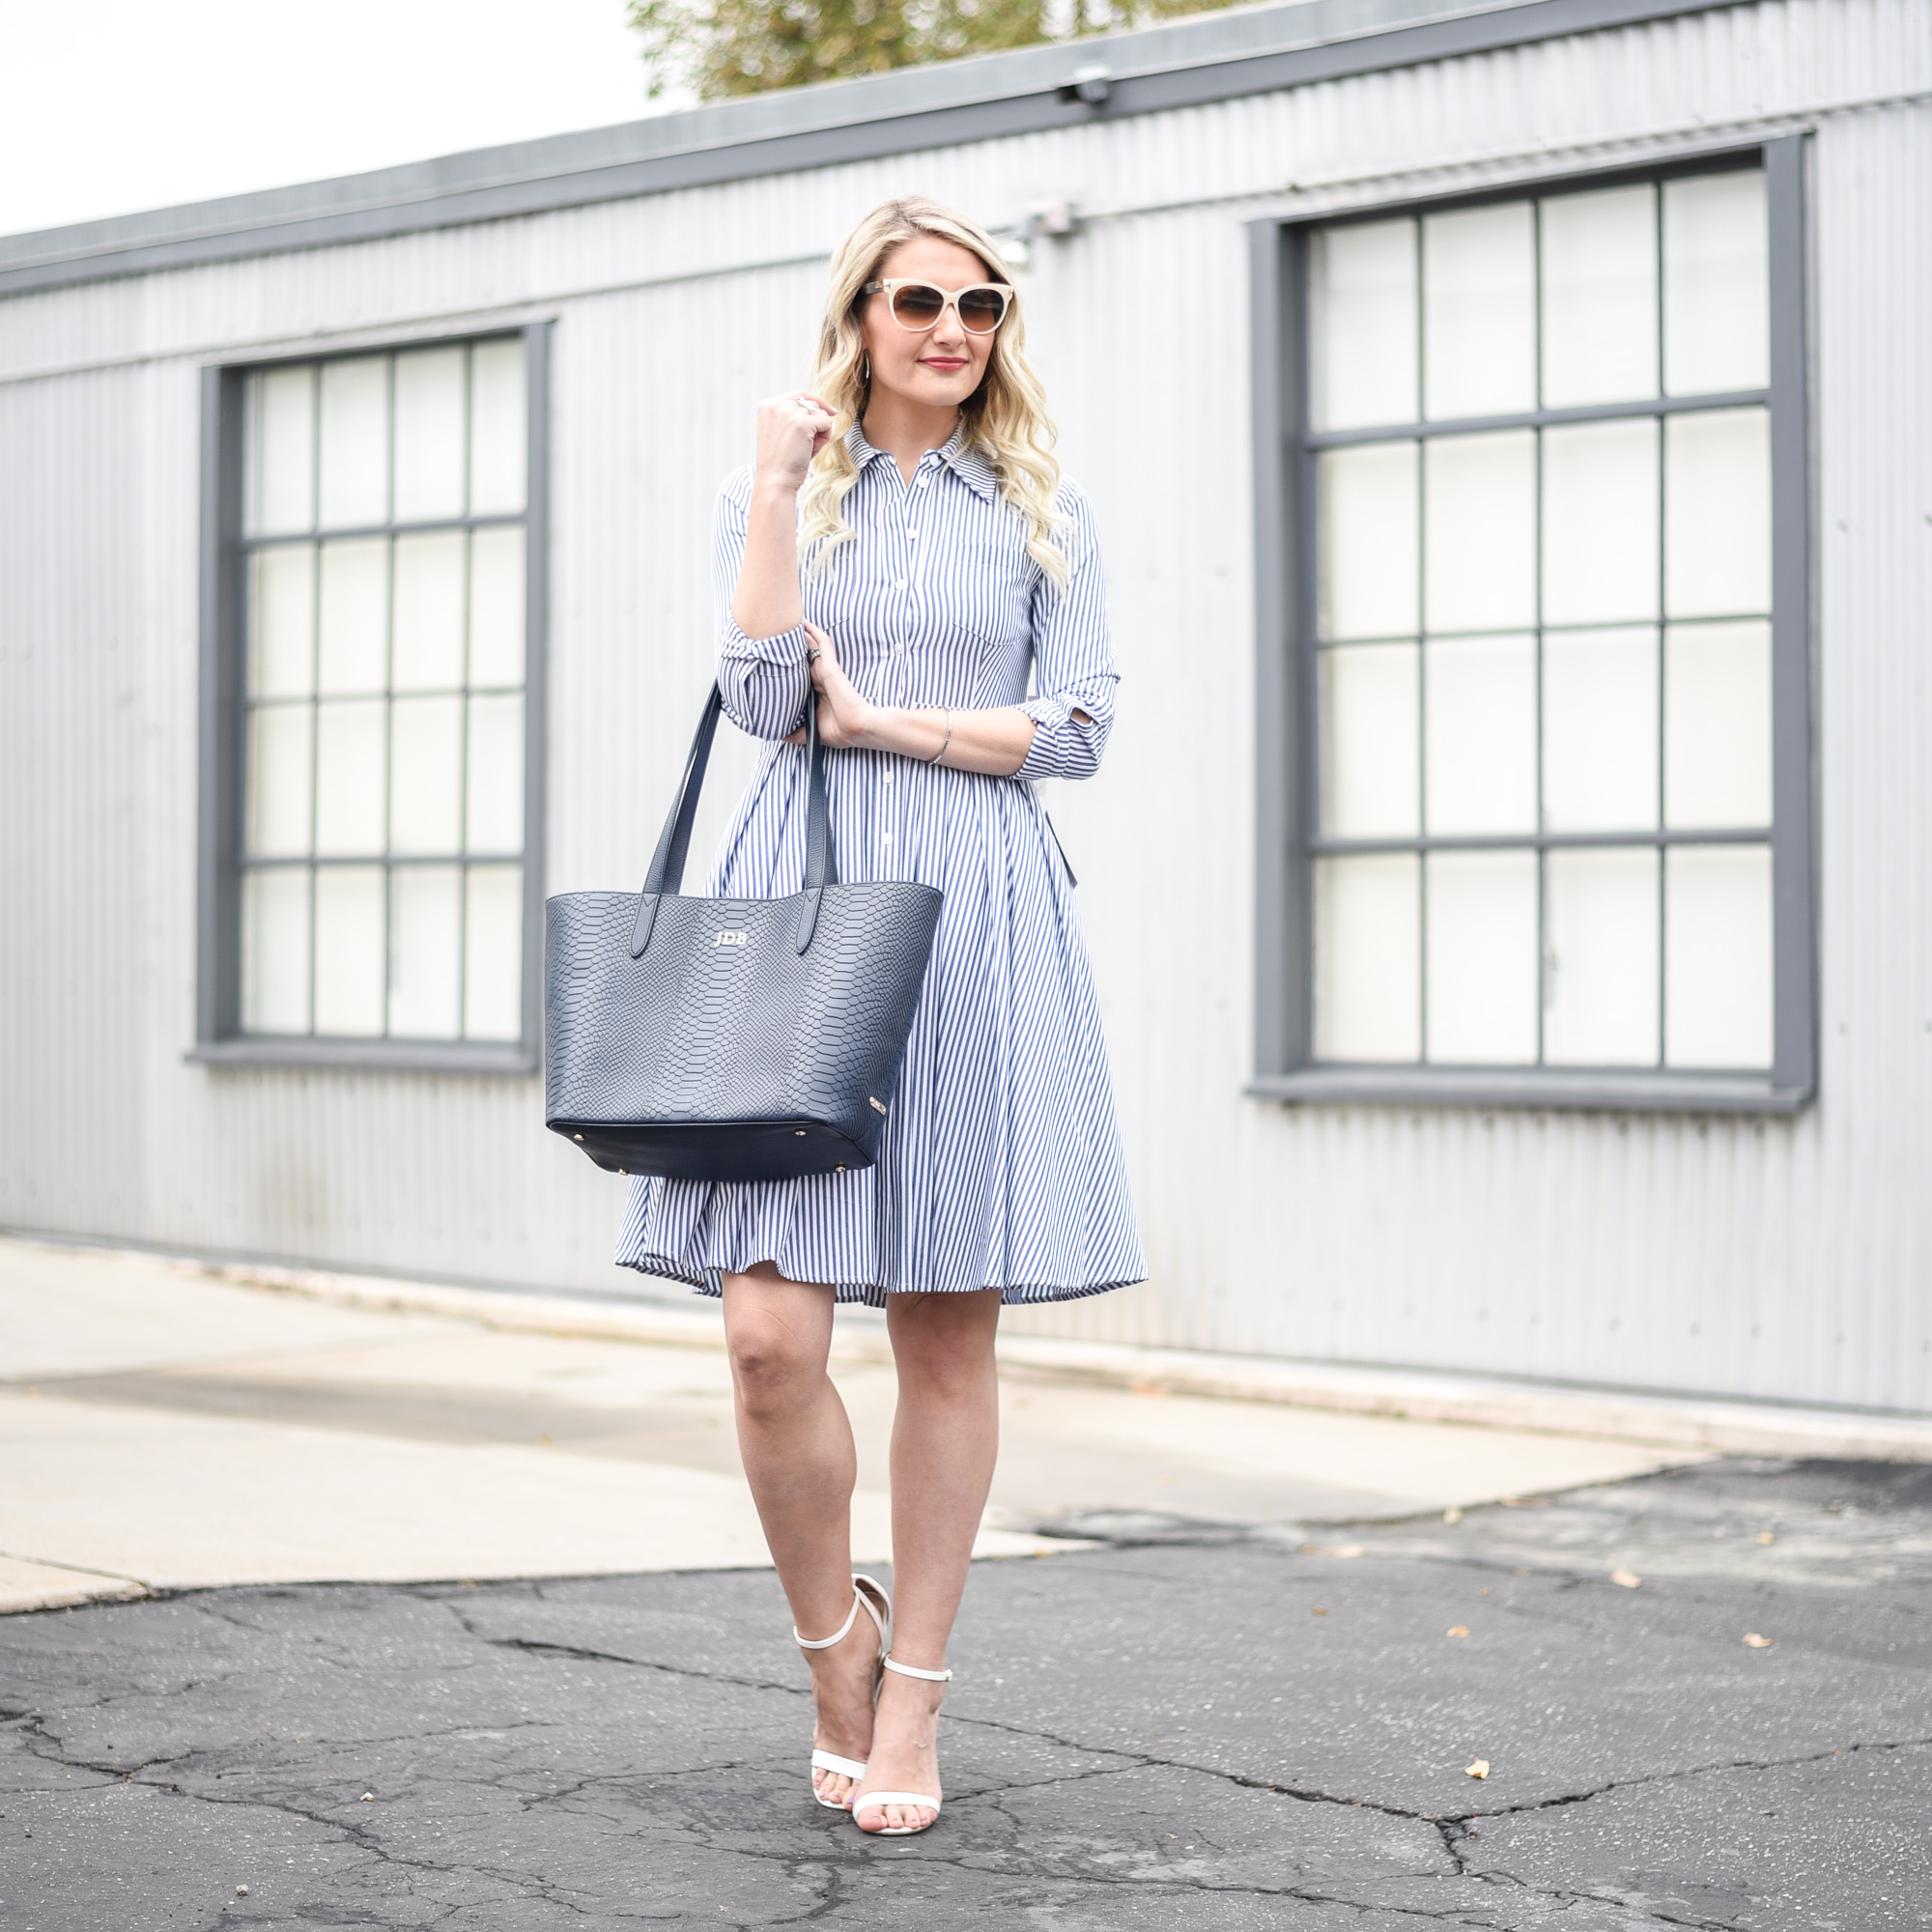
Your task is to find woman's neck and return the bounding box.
[860,394,960,486]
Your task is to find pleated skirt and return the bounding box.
[613,741,1144,1306]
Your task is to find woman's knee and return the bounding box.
[723,1288,831,1415]
[727,1325,821,1408]
[890,1294,1001,1404]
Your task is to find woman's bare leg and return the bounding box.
[852,1288,1003,1833]
[721,1263,873,1806]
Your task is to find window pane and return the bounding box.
[1664,408,1771,618]
[1310,220,1417,431]
[1422,202,1535,420]
[1664,843,1773,1068]
[388,865,462,1038]
[1542,626,1659,832]
[1318,441,1418,640]
[393,346,468,523]
[468,526,526,686]
[1425,850,1539,1064]
[464,864,524,1041]
[248,546,315,701]
[313,866,385,1036]
[314,699,386,855]
[466,694,525,854]
[1320,642,1418,837]
[391,531,466,693]
[1545,846,1660,1065]
[1663,170,1768,396]
[245,704,314,857]
[1542,418,1659,626]
[469,338,528,515]
[1424,634,1537,834]
[317,537,389,695]
[1424,431,1535,634]
[317,355,389,528]
[1315,853,1420,1061]
[1541,185,1659,406]
[1664,620,1772,829]
[390,695,464,854]
[245,366,314,537]
[242,867,310,1034]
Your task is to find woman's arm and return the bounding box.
[713,394,838,741]
[787,627,1043,775]
[730,393,837,639]
[1013,487,1117,781]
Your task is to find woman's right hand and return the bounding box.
[753,391,838,494]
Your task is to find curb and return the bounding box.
[180,1254,1932,1464]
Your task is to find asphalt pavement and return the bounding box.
[4,1456,1928,1930]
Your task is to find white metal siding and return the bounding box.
[1,0,1927,1408]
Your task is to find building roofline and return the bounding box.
[0,0,1734,298]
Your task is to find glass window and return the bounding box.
[1305,167,1778,1074]
[237,337,529,1044]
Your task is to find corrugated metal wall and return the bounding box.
[2,0,1928,1409]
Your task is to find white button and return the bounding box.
[882,833,894,844]
[908,528,920,540]
[882,770,893,785]
[895,580,907,591]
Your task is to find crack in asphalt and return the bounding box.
[9,1480,1927,1931]
[8,1676,1918,1930]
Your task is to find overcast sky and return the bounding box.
[0,0,678,238]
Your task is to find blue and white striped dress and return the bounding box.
[615,423,1144,1306]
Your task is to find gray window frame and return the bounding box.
[1248,137,1815,1114]
[192,322,551,1074]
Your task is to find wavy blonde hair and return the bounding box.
[797,197,1069,586]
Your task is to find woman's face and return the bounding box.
[860,235,1002,414]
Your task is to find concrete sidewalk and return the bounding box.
[0,1236,1697,1610]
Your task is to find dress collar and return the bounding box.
[843,420,1000,503]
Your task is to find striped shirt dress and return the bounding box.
[614,423,1144,1307]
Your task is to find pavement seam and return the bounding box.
[418,1609,1932,1927]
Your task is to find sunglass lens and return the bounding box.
[957,288,1008,332]
[890,284,948,327]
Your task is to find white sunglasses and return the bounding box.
[862,278,1014,334]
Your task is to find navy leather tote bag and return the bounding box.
[544,685,943,1182]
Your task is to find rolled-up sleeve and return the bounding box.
[711,469,810,742]
[1014,485,1119,783]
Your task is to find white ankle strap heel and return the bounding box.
[851,1653,950,1834]
[795,1575,891,1810]
[881,1654,952,1683]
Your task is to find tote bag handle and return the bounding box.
[629,685,838,959]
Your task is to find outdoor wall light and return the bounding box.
[1063,63,1112,106]
[1028,200,1083,242]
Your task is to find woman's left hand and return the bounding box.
[786,623,874,751]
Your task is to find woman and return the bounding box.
[616,197,1142,1835]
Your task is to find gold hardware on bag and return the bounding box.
[868,1097,887,1114]
[834,1164,847,1172]
[794,1129,807,1137]
[714,929,749,948]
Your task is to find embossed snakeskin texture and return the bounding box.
[545,882,942,1179]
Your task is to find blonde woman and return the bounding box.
[616,197,1142,1834]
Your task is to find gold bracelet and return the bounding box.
[928,708,953,765]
